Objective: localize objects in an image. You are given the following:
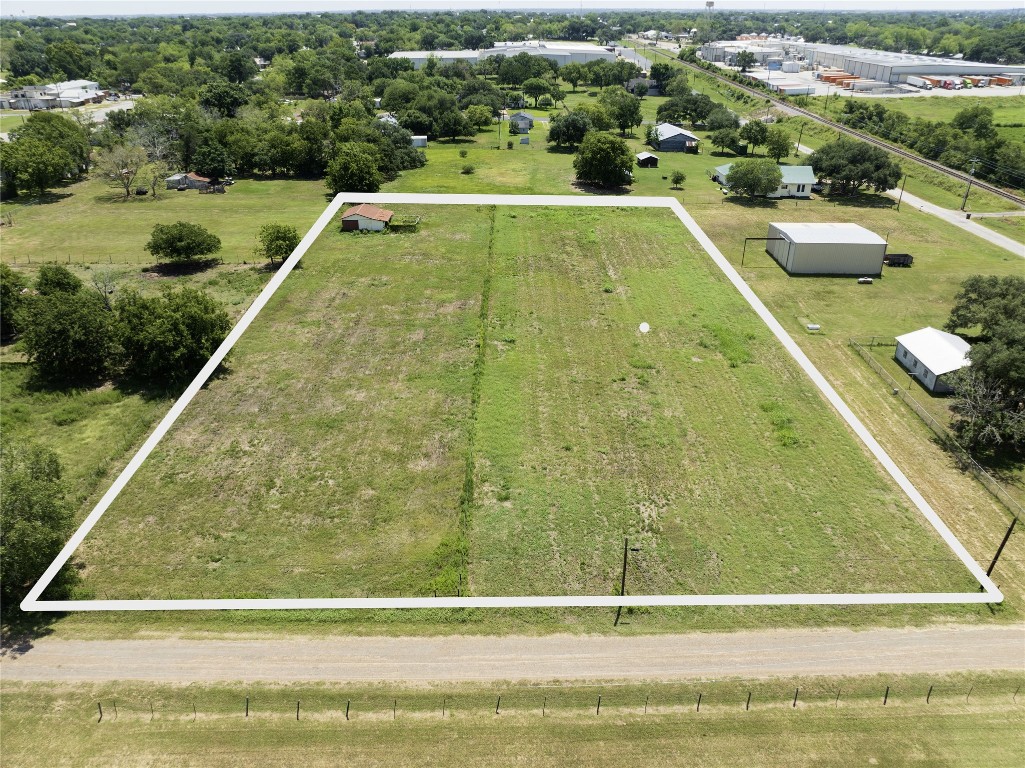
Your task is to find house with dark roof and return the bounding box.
[649,123,700,153]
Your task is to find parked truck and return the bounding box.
[906,75,933,90]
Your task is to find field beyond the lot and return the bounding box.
[64,203,974,603]
[2,674,1022,768]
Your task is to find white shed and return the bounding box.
[765,222,887,275]
[340,203,393,231]
[894,327,970,394]
[411,135,428,148]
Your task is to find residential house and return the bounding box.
[649,123,700,153]
[713,163,816,198]
[894,327,971,394]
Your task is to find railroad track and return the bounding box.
[635,44,1025,209]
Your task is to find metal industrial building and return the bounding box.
[390,40,616,69]
[765,222,887,275]
[705,39,1025,85]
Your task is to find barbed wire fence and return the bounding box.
[76,678,1024,725]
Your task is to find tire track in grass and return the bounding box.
[429,206,497,597]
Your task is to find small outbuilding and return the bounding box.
[636,151,660,168]
[165,172,211,190]
[894,326,970,394]
[411,135,428,148]
[340,203,394,231]
[649,123,700,153]
[765,222,887,276]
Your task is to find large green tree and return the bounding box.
[21,290,116,383]
[599,86,643,135]
[145,221,223,264]
[764,126,794,163]
[573,132,633,188]
[116,287,232,387]
[810,138,903,194]
[739,120,769,155]
[0,137,72,197]
[724,158,783,196]
[0,439,77,605]
[255,223,302,265]
[547,112,593,148]
[0,264,27,340]
[35,264,82,296]
[944,275,1025,453]
[325,144,382,194]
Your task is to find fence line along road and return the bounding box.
[630,44,1025,209]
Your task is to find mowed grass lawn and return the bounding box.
[73,206,490,599]
[0,176,329,265]
[3,674,1023,768]
[70,204,974,601]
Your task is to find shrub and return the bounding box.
[461,164,475,175]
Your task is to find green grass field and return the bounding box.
[2,97,1022,636]
[2,674,1022,767]
[0,176,329,266]
[64,204,975,603]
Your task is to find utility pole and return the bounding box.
[960,158,978,211]
[613,538,641,626]
[895,174,907,212]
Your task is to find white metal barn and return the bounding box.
[894,327,970,394]
[765,222,887,275]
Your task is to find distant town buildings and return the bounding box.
[389,40,616,69]
[0,80,106,110]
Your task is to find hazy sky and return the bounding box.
[6,0,1023,17]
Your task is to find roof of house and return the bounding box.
[510,111,533,120]
[715,164,816,185]
[636,151,659,160]
[895,327,971,376]
[780,165,816,184]
[186,172,211,182]
[341,203,394,222]
[654,123,700,142]
[770,222,887,245]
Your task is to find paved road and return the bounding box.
[884,188,1024,256]
[4,626,1023,683]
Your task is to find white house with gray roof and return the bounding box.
[713,163,816,198]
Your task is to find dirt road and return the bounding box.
[4,625,1023,683]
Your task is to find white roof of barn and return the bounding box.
[636,152,658,160]
[771,222,886,245]
[895,327,971,376]
[654,123,699,142]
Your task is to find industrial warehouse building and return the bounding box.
[770,42,1025,84]
[765,222,887,275]
[701,39,1025,85]
[894,327,971,394]
[390,40,616,69]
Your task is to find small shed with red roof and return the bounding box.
[340,203,394,231]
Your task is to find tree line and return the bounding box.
[836,101,1025,192]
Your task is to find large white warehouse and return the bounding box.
[766,222,887,276]
[390,40,616,69]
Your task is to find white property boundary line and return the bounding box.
[22,193,1001,612]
